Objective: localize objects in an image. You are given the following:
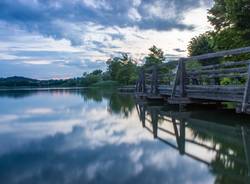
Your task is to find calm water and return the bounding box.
[0,89,249,184]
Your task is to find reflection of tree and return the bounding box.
[0,88,136,119]
[0,89,82,99]
[188,120,249,184]
[79,88,107,102]
[108,93,135,118]
[136,103,250,184]
[0,90,38,98]
[78,88,135,118]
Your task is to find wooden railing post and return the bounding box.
[241,65,250,112]
[151,108,158,139]
[241,126,250,176]
[141,68,146,93]
[150,65,158,95]
[179,59,186,97]
[171,61,181,98]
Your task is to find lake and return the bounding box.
[0,89,249,184]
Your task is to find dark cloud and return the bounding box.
[0,0,213,45]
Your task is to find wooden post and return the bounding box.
[154,66,158,95]
[241,65,250,112]
[150,66,158,95]
[241,126,250,176]
[151,108,158,139]
[171,61,181,98]
[142,69,146,93]
[141,105,146,128]
[179,59,186,97]
[179,119,186,154]
[135,80,139,92]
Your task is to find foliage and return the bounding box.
[208,0,250,31]
[207,0,250,50]
[188,32,220,66]
[187,0,250,86]
[81,70,103,86]
[144,45,165,67]
[91,80,119,87]
[106,53,138,85]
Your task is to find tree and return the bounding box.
[116,60,137,85]
[106,57,122,81]
[207,0,229,31]
[81,70,103,86]
[144,45,165,67]
[208,0,250,31]
[188,33,218,66]
[106,53,138,85]
[207,0,250,49]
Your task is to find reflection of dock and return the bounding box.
[135,103,250,183]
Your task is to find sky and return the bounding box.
[0,0,213,79]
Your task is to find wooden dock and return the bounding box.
[135,46,250,114]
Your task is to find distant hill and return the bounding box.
[0,76,73,88]
[0,76,40,87]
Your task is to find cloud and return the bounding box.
[0,0,214,78]
[0,0,212,45]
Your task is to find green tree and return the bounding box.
[106,53,138,85]
[208,0,250,31]
[81,70,103,86]
[207,0,250,49]
[145,45,165,67]
[106,57,122,81]
[188,33,218,66]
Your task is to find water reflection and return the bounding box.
[135,101,250,184]
[0,89,135,117]
[0,89,249,184]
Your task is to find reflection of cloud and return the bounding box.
[25,108,54,115]
[0,115,18,123]
[0,124,214,184]
[0,90,215,183]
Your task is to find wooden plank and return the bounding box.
[146,95,164,100]
[187,67,248,76]
[188,93,243,102]
[186,85,244,89]
[168,97,193,104]
[186,85,245,92]
[187,88,245,95]
[199,60,250,70]
[184,46,250,62]
[187,73,247,79]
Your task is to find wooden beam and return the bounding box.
[184,46,250,62]
[197,59,250,70]
[241,65,250,112]
[187,67,248,76]
[171,60,181,98]
[179,59,186,97]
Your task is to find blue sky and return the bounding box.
[0,0,213,79]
